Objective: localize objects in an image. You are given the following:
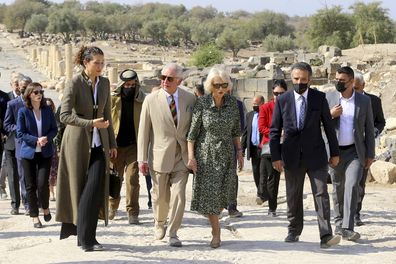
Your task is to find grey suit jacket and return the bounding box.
[325,90,375,166]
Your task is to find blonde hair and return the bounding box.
[204,66,232,94]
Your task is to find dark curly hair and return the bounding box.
[24,82,46,109]
[74,46,104,67]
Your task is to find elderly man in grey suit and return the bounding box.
[326,66,375,241]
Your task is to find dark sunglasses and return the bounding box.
[273,91,284,96]
[213,83,229,89]
[160,75,175,82]
[33,90,44,95]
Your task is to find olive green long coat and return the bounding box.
[55,73,117,226]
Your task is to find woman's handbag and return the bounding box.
[109,167,121,199]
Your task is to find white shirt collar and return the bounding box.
[293,88,308,101]
[163,87,179,99]
[339,90,355,102]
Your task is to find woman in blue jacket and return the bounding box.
[16,82,57,228]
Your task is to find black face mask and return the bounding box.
[335,81,347,93]
[293,83,308,94]
[122,87,135,99]
[253,106,259,112]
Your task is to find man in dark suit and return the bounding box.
[241,95,265,205]
[270,62,341,248]
[0,87,10,199]
[353,72,385,226]
[4,75,31,215]
[326,66,375,241]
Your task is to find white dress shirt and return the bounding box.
[164,88,180,121]
[91,77,102,148]
[339,91,355,146]
[294,89,308,129]
[34,110,42,152]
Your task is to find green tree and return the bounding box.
[141,19,168,45]
[307,6,354,49]
[263,34,295,52]
[46,8,80,42]
[216,27,248,58]
[83,15,110,39]
[25,14,48,39]
[245,11,294,41]
[191,43,224,67]
[351,2,395,45]
[3,0,47,36]
[190,19,224,45]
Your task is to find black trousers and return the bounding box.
[285,164,332,239]
[21,153,52,217]
[77,147,105,248]
[259,155,280,211]
[250,145,261,193]
[4,149,20,210]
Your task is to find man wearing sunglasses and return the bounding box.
[109,69,145,225]
[138,63,196,247]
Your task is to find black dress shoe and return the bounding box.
[284,233,299,242]
[44,213,52,222]
[268,210,277,217]
[320,234,341,248]
[10,209,19,215]
[334,226,343,235]
[33,221,43,228]
[355,217,364,226]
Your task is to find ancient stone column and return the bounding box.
[65,44,73,82]
[31,48,37,62]
[107,67,118,86]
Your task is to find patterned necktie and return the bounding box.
[298,96,306,130]
[169,95,177,127]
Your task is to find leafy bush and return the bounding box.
[190,44,224,67]
[263,34,295,52]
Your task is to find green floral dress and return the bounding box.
[187,94,241,215]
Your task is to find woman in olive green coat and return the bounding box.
[55,46,117,252]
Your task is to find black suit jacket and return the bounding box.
[241,110,258,160]
[0,90,10,134]
[270,88,339,170]
[365,92,385,136]
[8,91,16,100]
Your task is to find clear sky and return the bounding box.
[1,0,396,19]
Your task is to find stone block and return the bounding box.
[369,160,396,184]
[244,78,259,92]
[385,118,396,131]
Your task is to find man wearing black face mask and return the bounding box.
[270,62,341,248]
[325,66,375,242]
[109,69,145,224]
[241,95,265,205]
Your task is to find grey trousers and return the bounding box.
[329,146,363,230]
[285,164,332,239]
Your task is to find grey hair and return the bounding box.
[162,63,184,79]
[11,72,24,82]
[354,71,365,85]
[204,66,233,94]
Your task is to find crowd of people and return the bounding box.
[0,46,385,251]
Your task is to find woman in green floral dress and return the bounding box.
[187,66,244,248]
